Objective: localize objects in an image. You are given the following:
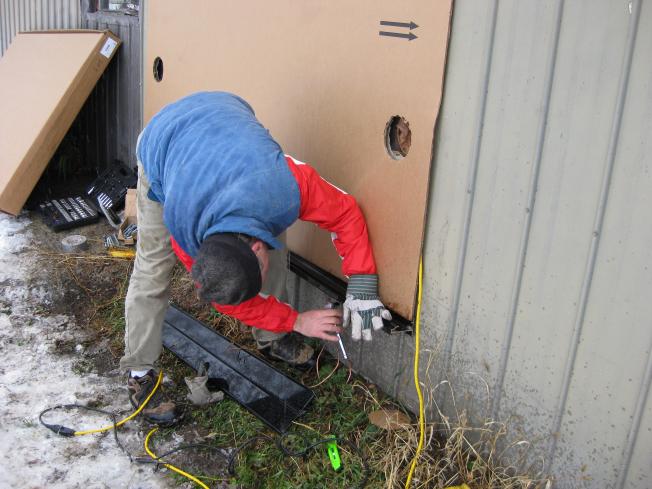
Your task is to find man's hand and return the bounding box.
[343,274,392,341]
[293,309,343,342]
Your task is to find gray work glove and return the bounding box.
[343,274,392,341]
[184,373,224,406]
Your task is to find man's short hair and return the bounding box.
[191,233,262,305]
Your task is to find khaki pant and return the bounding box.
[120,162,288,372]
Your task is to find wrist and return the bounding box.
[288,309,300,333]
[347,274,379,296]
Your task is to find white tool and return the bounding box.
[326,301,348,360]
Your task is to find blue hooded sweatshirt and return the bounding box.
[137,92,301,257]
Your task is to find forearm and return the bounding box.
[212,296,298,333]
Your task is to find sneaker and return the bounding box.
[259,333,316,370]
[127,370,183,426]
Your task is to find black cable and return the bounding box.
[39,404,133,461]
[230,433,370,489]
[41,405,370,488]
[39,404,81,437]
[155,442,230,462]
[109,411,133,463]
[226,435,275,474]
[146,431,370,489]
[277,431,334,457]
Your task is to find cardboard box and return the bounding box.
[144,2,452,319]
[0,30,121,216]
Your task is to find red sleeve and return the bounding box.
[286,156,376,276]
[213,296,297,334]
[170,237,297,333]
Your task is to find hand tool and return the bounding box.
[326,301,347,360]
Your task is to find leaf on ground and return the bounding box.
[368,409,410,430]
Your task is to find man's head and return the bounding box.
[191,233,270,305]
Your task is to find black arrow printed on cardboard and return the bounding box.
[380,20,418,30]
[379,20,419,41]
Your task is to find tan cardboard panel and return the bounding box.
[144,1,452,319]
[0,30,120,215]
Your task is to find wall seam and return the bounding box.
[490,0,565,421]
[18,0,23,32]
[8,0,15,50]
[544,0,642,474]
[391,332,406,399]
[1,1,6,55]
[28,0,34,31]
[441,0,500,380]
[616,336,652,489]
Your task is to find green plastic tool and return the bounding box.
[326,436,342,471]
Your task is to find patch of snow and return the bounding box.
[0,213,32,254]
[0,213,170,488]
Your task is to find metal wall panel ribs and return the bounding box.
[0,0,81,57]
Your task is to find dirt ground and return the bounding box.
[0,210,340,489]
[0,210,249,488]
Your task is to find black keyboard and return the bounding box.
[38,196,100,232]
[86,160,137,211]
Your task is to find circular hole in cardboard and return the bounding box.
[153,57,164,82]
[384,116,411,160]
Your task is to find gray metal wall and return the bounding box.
[291,1,651,488]
[0,0,81,56]
[81,9,141,169]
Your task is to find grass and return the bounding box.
[156,347,388,489]
[149,339,552,489]
[38,243,553,489]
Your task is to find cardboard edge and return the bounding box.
[401,0,455,320]
[0,31,122,216]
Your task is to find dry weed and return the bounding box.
[366,373,552,489]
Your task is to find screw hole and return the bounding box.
[153,57,164,82]
[384,116,411,160]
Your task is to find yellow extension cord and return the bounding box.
[72,371,208,488]
[404,258,425,489]
[145,427,210,489]
[73,371,163,435]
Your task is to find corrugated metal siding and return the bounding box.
[0,0,81,56]
[291,1,652,487]
[80,10,141,169]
